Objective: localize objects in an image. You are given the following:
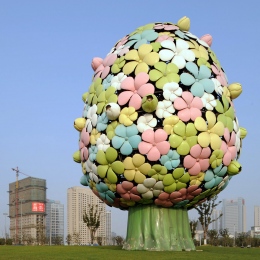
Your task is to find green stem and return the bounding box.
[123,205,195,251]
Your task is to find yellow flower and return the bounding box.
[119,107,138,126]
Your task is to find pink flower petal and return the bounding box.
[118,91,134,106]
[129,94,142,110]
[199,159,210,171]
[182,91,193,105]
[135,72,149,88]
[156,141,170,155]
[229,131,236,146]
[191,96,203,108]
[229,146,237,160]
[147,147,161,161]
[154,129,168,143]
[223,152,232,166]
[91,57,103,70]
[103,53,117,66]
[100,66,110,79]
[138,83,155,97]
[138,142,153,154]
[183,155,196,169]
[178,108,191,122]
[121,77,135,91]
[188,162,201,175]
[174,97,187,110]
[190,144,202,158]
[199,147,211,159]
[190,107,201,121]
[142,129,155,143]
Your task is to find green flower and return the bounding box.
[149,62,179,89]
[123,44,159,75]
[111,57,126,74]
[106,121,119,140]
[169,121,197,155]
[162,168,190,193]
[96,86,118,114]
[215,95,235,132]
[123,154,151,184]
[96,147,124,184]
[210,150,224,168]
[147,164,168,181]
[87,78,103,105]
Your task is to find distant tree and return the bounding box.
[96,236,103,245]
[115,236,124,246]
[83,204,101,245]
[207,229,219,245]
[6,239,13,245]
[36,222,46,245]
[72,232,80,245]
[66,234,72,245]
[219,228,230,246]
[194,195,222,245]
[236,232,249,247]
[111,235,117,245]
[53,236,63,245]
[189,220,198,239]
[0,238,5,245]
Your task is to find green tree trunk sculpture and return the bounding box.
[123,205,195,251]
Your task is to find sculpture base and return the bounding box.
[123,205,195,251]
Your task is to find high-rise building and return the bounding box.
[221,197,246,236]
[67,186,106,245]
[211,208,222,231]
[106,210,112,245]
[254,206,260,227]
[46,199,64,244]
[8,177,47,244]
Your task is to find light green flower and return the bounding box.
[96,86,118,114]
[96,147,124,184]
[111,57,126,74]
[210,150,224,168]
[215,95,235,132]
[106,121,119,140]
[149,62,179,89]
[87,78,103,105]
[169,121,198,155]
[147,164,168,181]
[162,168,190,193]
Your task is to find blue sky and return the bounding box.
[0,0,258,238]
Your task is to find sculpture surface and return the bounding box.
[73,16,247,251]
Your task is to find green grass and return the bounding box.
[0,245,259,260]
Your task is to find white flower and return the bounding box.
[137,114,157,133]
[85,159,99,183]
[85,105,98,132]
[110,72,127,90]
[163,82,182,101]
[212,78,223,96]
[137,178,164,199]
[159,39,195,69]
[201,93,217,110]
[96,134,110,151]
[233,118,241,153]
[82,103,90,118]
[156,100,175,119]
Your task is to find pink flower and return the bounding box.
[154,23,179,31]
[116,181,141,202]
[173,91,203,122]
[92,53,117,80]
[138,129,170,161]
[80,147,88,162]
[156,35,174,42]
[183,144,211,175]
[118,72,155,110]
[115,35,129,48]
[211,64,228,86]
[220,129,237,166]
[79,128,90,148]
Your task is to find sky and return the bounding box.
[0,0,258,238]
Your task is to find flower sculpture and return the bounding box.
[73,16,247,251]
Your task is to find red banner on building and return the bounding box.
[32,202,45,212]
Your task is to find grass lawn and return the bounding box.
[0,245,259,260]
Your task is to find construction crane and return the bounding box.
[11,167,31,244]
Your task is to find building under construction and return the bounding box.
[8,177,47,244]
